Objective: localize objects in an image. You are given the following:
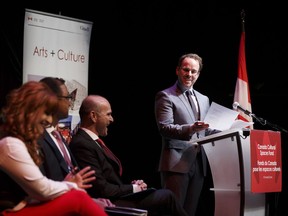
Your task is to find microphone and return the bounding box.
[232,102,252,116]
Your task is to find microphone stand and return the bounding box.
[250,113,288,134]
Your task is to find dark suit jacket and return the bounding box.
[155,81,219,175]
[69,129,189,216]
[69,129,132,199]
[39,130,78,181]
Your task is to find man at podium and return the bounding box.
[154,53,220,216]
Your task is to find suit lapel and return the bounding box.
[43,131,70,173]
[78,129,121,175]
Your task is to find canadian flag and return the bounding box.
[233,20,253,127]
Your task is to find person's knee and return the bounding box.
[154,188,177,203]
[62,189,91,206]
[160,188,175,197]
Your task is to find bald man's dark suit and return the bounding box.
[69,128,188,216]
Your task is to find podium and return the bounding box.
[194,129,267,216]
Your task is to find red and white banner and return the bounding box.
[250,130,282,192]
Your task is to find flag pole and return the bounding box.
[241,9,245,31]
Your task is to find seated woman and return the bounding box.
[0,81,107,216]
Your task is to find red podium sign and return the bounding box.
[250,130,282,193]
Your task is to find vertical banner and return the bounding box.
[250,130,282,192]
[23,9,93,138]
[233,10,253,127]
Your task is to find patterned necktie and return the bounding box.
[52,130,74,171]
[96,138,123,176]
[186,90,200,120]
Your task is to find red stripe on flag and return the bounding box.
[233,27,253,127]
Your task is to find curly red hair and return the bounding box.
[0,81,58,165]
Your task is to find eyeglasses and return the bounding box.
[58,93,75,102]
[181,67,199,75]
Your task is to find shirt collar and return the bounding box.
[80,127,99,140]
[176,80,194,94]
[46,126,56,133]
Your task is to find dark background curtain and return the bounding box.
[1,5,287,215]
